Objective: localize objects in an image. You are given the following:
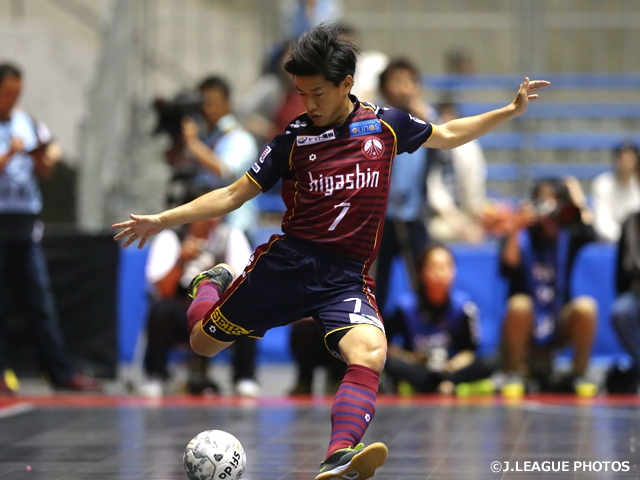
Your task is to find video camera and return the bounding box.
[152,92,202,139]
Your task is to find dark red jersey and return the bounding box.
[247,95,432,269]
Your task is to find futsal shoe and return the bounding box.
[188,263,235,299]
[456,378,495,397]
[56,373,103,392]
[499,373,525,398]
[316,442,388,480]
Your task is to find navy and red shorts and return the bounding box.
[199,234,385,359]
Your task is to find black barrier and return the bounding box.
[3,234,119,379]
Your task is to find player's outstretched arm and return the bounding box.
[112,175,261,249]
[424,77,550,150]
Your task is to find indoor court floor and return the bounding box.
[1,392,640,480]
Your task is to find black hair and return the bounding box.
[284,22,359,86]
[0,63,22,84]
[613,142,640,161]
[378,58,420,93]
[436,101,458,117]
[334,22,357,39]
[530,177,581,226]
[198,75,231,99]
[531,177,569,202]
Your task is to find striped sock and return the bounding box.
[326,364,379,459]
[186,281,220,333]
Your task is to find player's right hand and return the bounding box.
[112,214,164,249]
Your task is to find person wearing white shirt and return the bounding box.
[428,102,487,243]
[182,76,259,238]
[591,144,640,243]
[142,213,258,397]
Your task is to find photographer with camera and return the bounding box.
[156,76,258,239]
[497,177,598,396]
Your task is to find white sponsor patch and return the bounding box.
[296,129,335,146]
[259,146,271,163]
[349,313,385,333]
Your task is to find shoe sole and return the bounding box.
[316,443,388,480]
[189,263,236,299]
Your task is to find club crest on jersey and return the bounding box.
[361,136,385,159]
[296,129,335,146]
[349,119,382,137]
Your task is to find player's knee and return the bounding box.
[339,326,387,373]
[506,294,534,315]
[189,328,232,357]
[571,296,598,321]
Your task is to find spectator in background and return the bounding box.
[383,244,493,395]
[498,178,598,396]
[609,211,640,393]
[591,143,640,242]
[279,0,344,40]
[0,63,101,394]
[183,76,259,240]
[336,23,389,104]
[288,317,347,395]
[238,42,306,147]
[427,102,488,243]
[141,202,259,397]
[374,58,435,319]
[444,48,476,75]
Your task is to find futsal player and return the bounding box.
[114,23,548,480]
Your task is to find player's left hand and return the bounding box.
[512,77,550,116]
[112,214,164,249]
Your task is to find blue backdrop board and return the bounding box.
[116,241,622,364]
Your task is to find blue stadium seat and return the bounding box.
[486,162,610,181]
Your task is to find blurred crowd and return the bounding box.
[2,7,640,398]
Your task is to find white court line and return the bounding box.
[0,402,35,419]
[520,401,640,419]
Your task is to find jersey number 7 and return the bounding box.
[328,202,351,231]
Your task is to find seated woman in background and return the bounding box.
[383,243,493,395]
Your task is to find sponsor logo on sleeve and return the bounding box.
[259,145,271,163]
[289,119,307,129]
[251,163,261,173]
[349,119,382,137]
[409,114,426,125]
[296,129,335,146]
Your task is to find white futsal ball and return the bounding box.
[183,430,246,480]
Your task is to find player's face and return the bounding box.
[381,69,420,112]
[294,75,354,127]
[421,248,456,294]
[0,75,22,119]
